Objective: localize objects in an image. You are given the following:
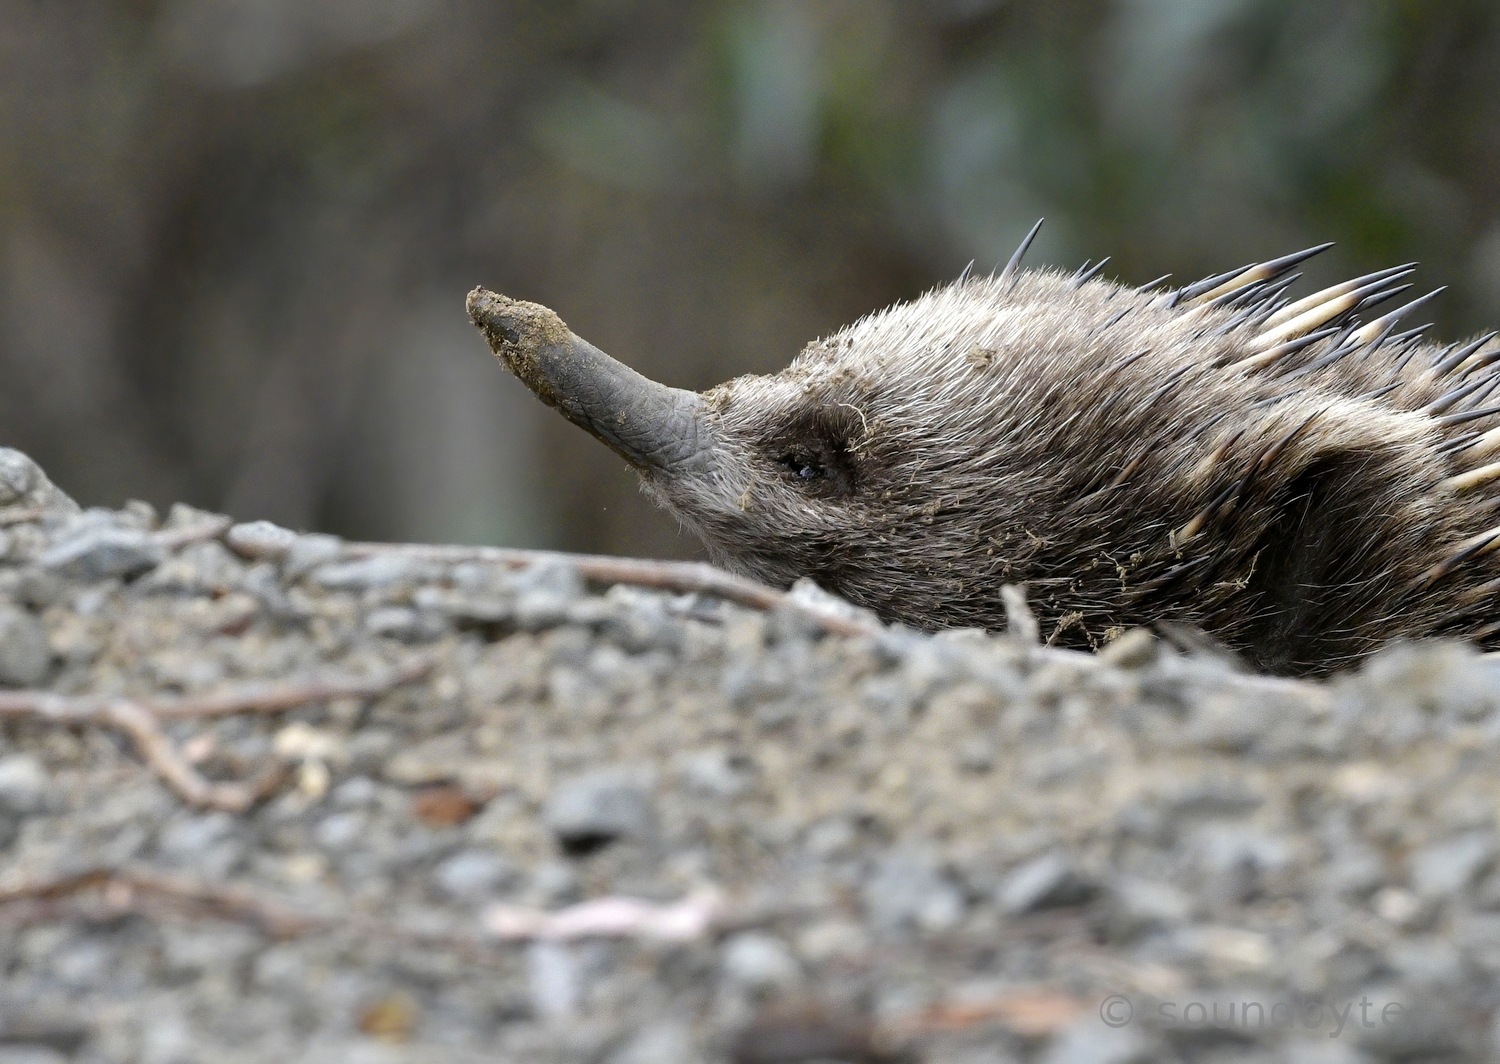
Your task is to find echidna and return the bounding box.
[467,222,1500,674]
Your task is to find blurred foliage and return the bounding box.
[1,0,1498,557]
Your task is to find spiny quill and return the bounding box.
[468,222,1500,674]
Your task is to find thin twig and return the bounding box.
[0,868,506,962]
[0,869,325,937]
[0,506,47,527]
[344,542,880,638]
[0,658,435,811]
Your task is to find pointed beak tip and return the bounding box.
[466,286,500,326]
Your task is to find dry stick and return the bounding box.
[0,869,504,962]
[344,541,881,638]
[0,657,435,812]
[0,507,48,527]
[0,869,325,938]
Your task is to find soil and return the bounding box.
[1,446,1498,1064]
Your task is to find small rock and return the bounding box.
[0,604,50,686]
[0,448,78,514]
[679,748,754,798]
[721,933,801,991]
[224,520,299,560]
[862,850,965,933]
[434,849,515,900]
[528,861,581,905]
[1411,832,1494,899]
[411,785,480,827]
[366,606,447,641]
[282,533,342,577]
[357,991,420,1043]
[527,940,579,1018]
[1105,878,1193,940]
[41,513,162,580]
[1097,627,1158,668]
[136,541,246,597]
[0,448,37,503]
[608,1020,697,1064]
[1038,1018,1150,1064]
[383,734,470,785]
[0,754,50,814]
[543,767,655,853]
[311,554,429,591]
[954,736,997,773]
[997,852,1096,915]
[314,812,365,850]
[510,559,584,630]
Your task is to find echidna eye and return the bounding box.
[778,454,823,480]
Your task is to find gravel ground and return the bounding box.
[2,446,1500,1064]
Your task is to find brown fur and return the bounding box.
[473,260,1500,675]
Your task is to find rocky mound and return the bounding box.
[0,446,1497,1064]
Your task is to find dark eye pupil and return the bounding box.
[781,454,821,480]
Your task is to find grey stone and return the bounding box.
[543,768,655,850]
[313,812,365,850]
[1411,832,1494,899]
[678,748,753,798]
[1106,877,1194,940]
[224,520,299,560]
[331,776,379,807]
[1352,985,1463,1058]
[1038,1018,1150,1064]
[511,560,584,630]
[0,447,77,514]
[281,533,342,577]
[137,541,247,597]
[365,605,448,642]
[997,852,1096,914]
[0,448,35,503]
[0,604,49,686]
[434,850,516,900]
[41,513,162,580]
[310,554,430,591]
[0,754,49,814]
[862,850,965,933]
[720,932,801,990]
[607,1021,697,1064]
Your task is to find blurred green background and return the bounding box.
[3,0,1498,559]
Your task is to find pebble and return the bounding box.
[1410,832,1495,899]
[862,850,966,933]
[281,533,342,577]
[310,554,429,591]
[40,514,162,581]
[0,448,37,503]
[543,768,655,851]
[0,754,49,814]
[0,447,76,514]
[224,520,299,560]
[720,932,801,991]
[997,852,1096,915]
[1039,1019,1150,1064]
[434,850,516,900]
[0,603,50,686]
